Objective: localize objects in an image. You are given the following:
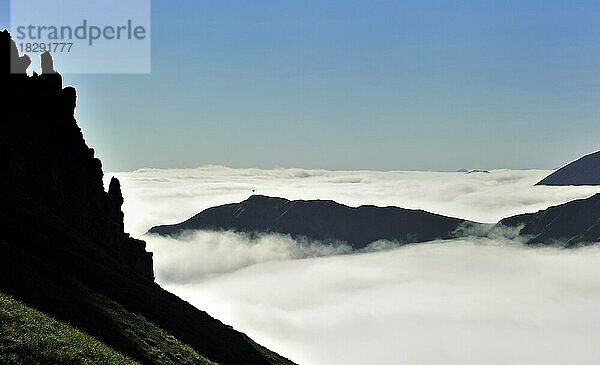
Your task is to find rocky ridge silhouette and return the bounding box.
[0,29,294,365]
[1,31,153,279]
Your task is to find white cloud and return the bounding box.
[107,166,600,365]
[145,231,352,282]
[108,166,600,236]
[166,240,600,365]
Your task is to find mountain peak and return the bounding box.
[537,150,600,186]
[149,195,474,248]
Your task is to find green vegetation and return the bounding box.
[245,335,296,365]
[87,291,216,365]
[0,292,138,365]
[0,291,217,365]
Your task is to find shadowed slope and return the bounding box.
[537,151,600,186]
[0,30,294,365]
[149,195,474,248]
[498,194,600,246]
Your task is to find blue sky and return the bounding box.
[2,0,600,171]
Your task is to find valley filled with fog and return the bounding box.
[109,167,600,365]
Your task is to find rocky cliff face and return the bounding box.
[0,30,294,364]
[0,29,153,280]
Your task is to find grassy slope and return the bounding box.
[0,292,216,365]
[86,290,216,365]
[0,176,295,365]
[0,292,136,365]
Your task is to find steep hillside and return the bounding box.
[537,151,600,186]
[0,291,219,365]
[498,194,600,246]
[0,292,138,365]
[0,30,294,365]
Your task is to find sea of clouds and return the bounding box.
[107,166,600,365]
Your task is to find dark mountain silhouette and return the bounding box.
[149,195,474,248]
[0,30,294,365]
[498,194,600,246]
[537,151,600,186]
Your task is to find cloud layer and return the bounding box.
[109,166,600,365]
[146,231,352,282]
[168,239,600,365]
[109,166,600,236]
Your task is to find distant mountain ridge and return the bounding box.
[537,151,600,186]
[149,195,476,248]
[150,193,600,249]
[498,193,600,246]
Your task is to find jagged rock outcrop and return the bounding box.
[8,37,31,74]
[537,151,600,186]
[149,195,475,248]
[0,31,153,279]
[0,30,294,364]
[497,194,600,246]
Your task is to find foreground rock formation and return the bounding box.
[0,30,293,365]
[1,44,153,278]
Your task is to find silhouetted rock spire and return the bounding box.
[6,31,30,74]
[108,177,125,206]
[0,29,153,280]
[40,51,56,74]
[0,30,296,365]
[40,50,63,90]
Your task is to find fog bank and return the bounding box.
[108,166,600,236]
[165,239,600,365]
[109,166,600,364]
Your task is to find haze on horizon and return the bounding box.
[1,0,599,171]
